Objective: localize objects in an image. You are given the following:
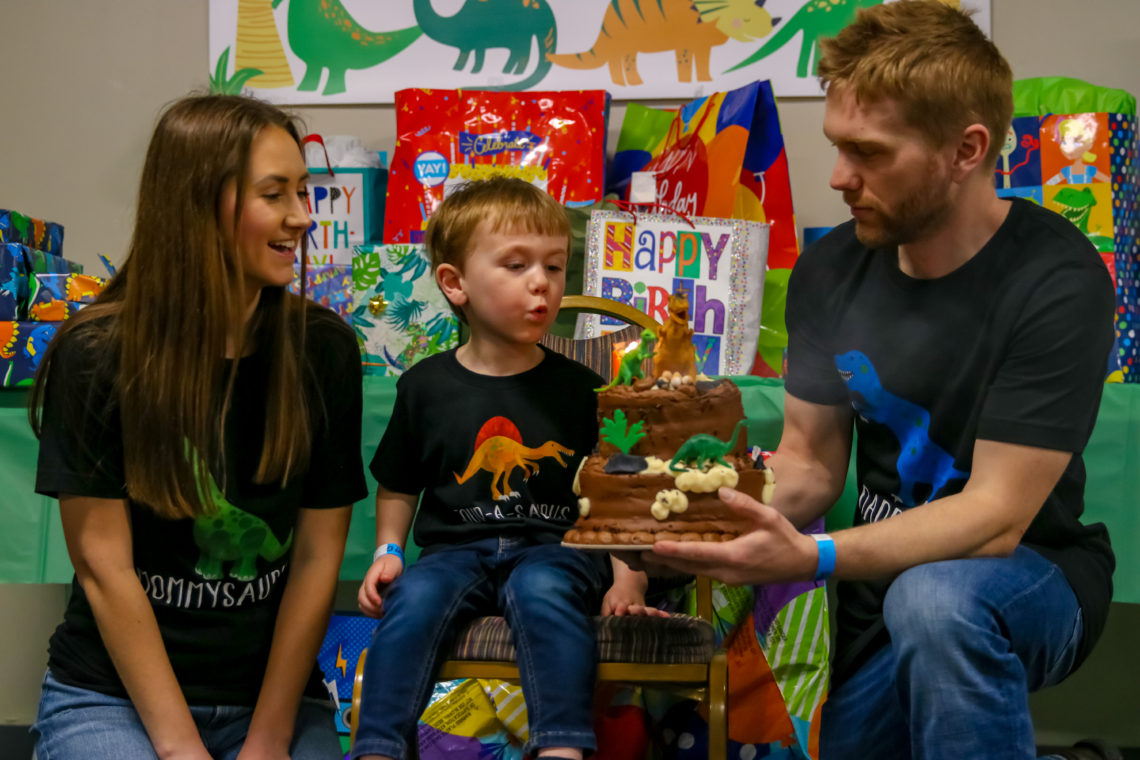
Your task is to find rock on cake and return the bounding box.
[563,292,774,547]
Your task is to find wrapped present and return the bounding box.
[994,77,1139,382]
[0,244,29,321]
[1,321,58,387]
[26,272,106,323]
[383,88,610,244]
[352,243,459,376]
[0,209,65,255]
[578,209,768,377]
[289,263,353,321]
[20,245,83,276]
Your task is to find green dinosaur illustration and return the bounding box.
[596,329,657,392]
[727,0,881,77]
[414,0,556,91]
[192,465,292,582]
[669,419,747,473]
[286,0,423,96]
[1053,186,1115,253]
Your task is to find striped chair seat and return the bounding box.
[447,613,716,665]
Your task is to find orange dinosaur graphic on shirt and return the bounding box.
[454,416,573,501]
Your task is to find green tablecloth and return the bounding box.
[2,378,1137,603]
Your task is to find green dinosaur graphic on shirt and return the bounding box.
[190,452,292,581]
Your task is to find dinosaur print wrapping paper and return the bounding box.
[208,1,989,102]
[994,77,1140,382]
[383,88,609,244]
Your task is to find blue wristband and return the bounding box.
[373,543,405,564]
[811,534,836,581]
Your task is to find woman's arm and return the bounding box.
[238,504,352,759]
[59,494,212,760]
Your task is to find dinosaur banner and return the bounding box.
[578,210,767,376]
[208,0,989,103]
[994,77,1140,383]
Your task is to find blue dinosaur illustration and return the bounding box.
[413,0,556,91]
[835,350,969,507]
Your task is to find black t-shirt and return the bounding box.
[35,304,368,706]
[785,198,1115,682]
[370,347,602,553]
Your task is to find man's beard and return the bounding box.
[851,178,953,250]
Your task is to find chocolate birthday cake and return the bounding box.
[563,372,774,548]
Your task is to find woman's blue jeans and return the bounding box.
[31,669,340,759]
[350,536,604,760]
[820,545,1085,759]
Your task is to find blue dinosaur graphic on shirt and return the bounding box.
[835,351,969,507]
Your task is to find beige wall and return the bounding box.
[2,0,1139,744]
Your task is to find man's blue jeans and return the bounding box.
[31,669,340,759]
[350,536,604,760]
[820,546,1085,759]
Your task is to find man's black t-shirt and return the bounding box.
[370,347,602,553]
[785,198,1115,681]
[35,305,368,705]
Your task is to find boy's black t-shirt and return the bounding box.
[370,346,603,553]
[784,198,1115,681]
[35,305,368,706]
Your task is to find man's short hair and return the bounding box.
[425,176,570,322]
[817,0,1013,168]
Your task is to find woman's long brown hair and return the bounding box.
[29,94,313,519]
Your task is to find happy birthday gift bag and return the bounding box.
[579,209,767,377]
[994,77,1139,381]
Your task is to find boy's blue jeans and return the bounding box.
[820,545,1085,760]
[351,536,604,760]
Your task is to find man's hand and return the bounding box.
[651,486,820,586]
[356,555,404,618]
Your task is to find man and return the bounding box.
[649,2,1115,757]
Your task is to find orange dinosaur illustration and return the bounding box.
[0,321,17,359]
[654,289,697,379]
[65,273,106,302]
[547,0,777,87]
[454,416,574,501]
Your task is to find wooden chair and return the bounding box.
[348,295,729,759]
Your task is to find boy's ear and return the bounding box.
[436,263,468,307]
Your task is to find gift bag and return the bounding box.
[352,243,459,376]
[609,80,798,272]
[579,209,767,377]
[383,88,610,244]
[994,77,1139,381]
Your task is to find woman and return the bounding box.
[29,94,366,759]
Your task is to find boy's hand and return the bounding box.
[357,555,404,618]
[601,583,671,618]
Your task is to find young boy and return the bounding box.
[353,177,653,760]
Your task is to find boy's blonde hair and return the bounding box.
[817,0,1013,169]
[426,176,570,322]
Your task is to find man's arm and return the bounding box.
[652,399,1072,586]
[240,505,352,759]
[764,394,855,528]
